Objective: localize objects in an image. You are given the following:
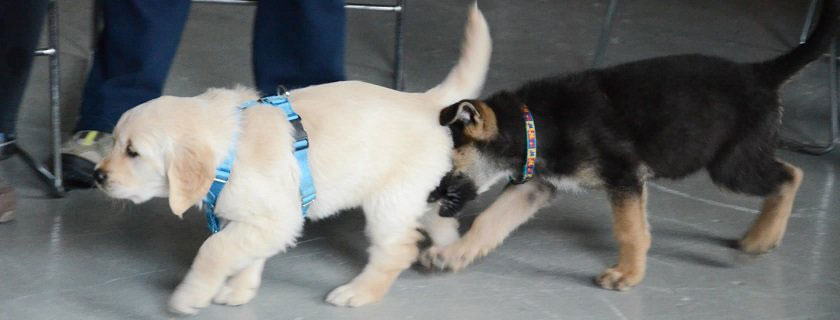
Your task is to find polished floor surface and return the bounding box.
[2,0,839,319]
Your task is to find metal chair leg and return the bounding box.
[592,0,618,68]
[48,0,63,193]
[782,39,839,155]
[12,143,64,197]
[800,0,820,44]
[22,0,64,197]
[782,0,839,155]
[393,0,405,90]
[345,1,405,90]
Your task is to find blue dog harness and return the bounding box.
[202,94,316,233]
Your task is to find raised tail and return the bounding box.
[425,3,492,106]
[755,0,838,86]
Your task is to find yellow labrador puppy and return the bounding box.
[95,5,490,315]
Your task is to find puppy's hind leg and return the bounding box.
[420,181,555,271]
[325,193,426,307]
[738,161,803,254]
[707,140,804,254]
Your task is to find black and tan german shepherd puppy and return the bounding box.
[423,1,837,291]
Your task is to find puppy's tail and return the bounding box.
[425,3,492,107]
[755,0,838,86]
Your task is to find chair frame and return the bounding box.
[13,0,64,197]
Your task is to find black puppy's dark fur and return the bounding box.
[423,2,835,291]
[436,2,836,208]
[428,172,478,217]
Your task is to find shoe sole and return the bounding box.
[0,210,14,223]
[61,154,96,189]
[1,142,17,161]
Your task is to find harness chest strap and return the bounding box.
[202,95,316,233]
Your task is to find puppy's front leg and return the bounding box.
[420,181,555,271]
[169,221,299,315]
[596,185,651,291]
[213,258,266,306]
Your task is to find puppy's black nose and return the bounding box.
[93,169,107,185]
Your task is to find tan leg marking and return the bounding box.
[420,182,553,271]
[740,162,803,254]
[596,185,651,291]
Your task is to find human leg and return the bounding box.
[63,0,191,187]
[0,0,48,160]
[253,0,346,94]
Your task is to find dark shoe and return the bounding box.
[0,133,16,161]
[0,178,15,223]
[60,130,113,188]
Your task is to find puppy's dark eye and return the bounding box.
[126,143,139,158]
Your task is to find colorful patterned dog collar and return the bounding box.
[510,104,537,184]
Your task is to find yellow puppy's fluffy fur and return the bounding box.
[96,4,491,315]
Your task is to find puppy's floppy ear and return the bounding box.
[440,100,481,126]
[167,143,215,218]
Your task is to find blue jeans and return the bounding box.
[77,0,346,133]
[0,0,48,135]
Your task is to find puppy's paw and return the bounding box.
[431,229,461,247]
[325,281,386,307]
[738,233,781,254]
[212,283,258,306]
[423,221,460,247]
[168,283,213,315]
[595,266,643,291]
[419,242,487,271]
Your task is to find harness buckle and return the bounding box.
[301,193,316,215]
[259,95,287,106]
[289,117,308,143]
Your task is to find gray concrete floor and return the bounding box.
[2,0,840,319]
